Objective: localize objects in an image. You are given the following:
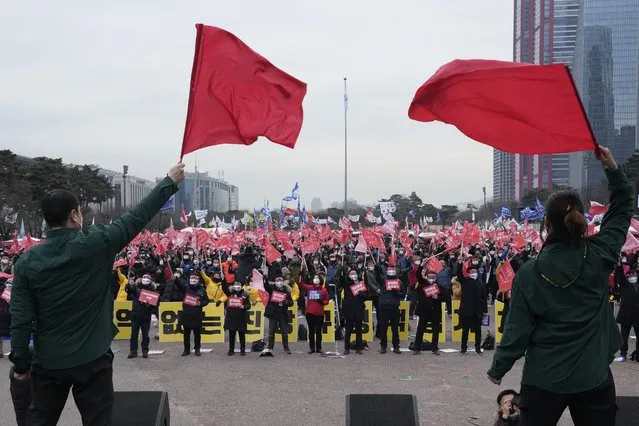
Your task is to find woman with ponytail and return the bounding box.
[488,147,632,426]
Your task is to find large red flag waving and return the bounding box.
[408,60,598,154]
[181,24,307,158]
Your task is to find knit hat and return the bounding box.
[281,267,291,276]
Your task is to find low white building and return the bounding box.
[96,168,155,211]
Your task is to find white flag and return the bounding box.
[194,210,208,221]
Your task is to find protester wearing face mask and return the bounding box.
[363,260,382,338]
[300,273,330,354]
[220,281,251,356]
[263,275,294,355]
[0,254,12,274]
[412,270,443,355]
[222,254,238,285]
[181,253,195,276]
[614,266,639,362]
[437,258,453,317]
[282,267,301,313]
[267,256,284,283]
[0,277,11,358]
[114,263,130,301]
[341,268,369,355]
[178,273,210,356]
[377,266,404,354]
[125,274,157,359]
[161,268,185,302]
[201,269,228,306]
[457,257,485,355]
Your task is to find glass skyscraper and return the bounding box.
[570,0,639,195]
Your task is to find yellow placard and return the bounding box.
[275,302,298,342]
[113,300,132,340]
[362,300,374,342]
[423,303,447,343]
[159,302,225,343]
[386,300,410,341]
[321,301,336,344]
[451,300,474,343]
[495,300,505,343]
[244,303,265,344]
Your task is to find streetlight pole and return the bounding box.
[482,186,487,225]
[344,77,348,217]
[123,165,129,211]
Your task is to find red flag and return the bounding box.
[426,257,443,274]
[180,207,188,225]
[265,244,281,264]
[497,262,516,292]
[408,60,598,154]
[180,24,307,158]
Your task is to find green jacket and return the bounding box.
[488,168,632,393]
[10,177,178,372]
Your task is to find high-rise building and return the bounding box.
[173,170,239,213]
[570,0,639,196]
[310,197,323,212]
[494,0,580,202]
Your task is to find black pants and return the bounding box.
[519,368,616,426]
[267,317,289,350]
[344,317,363,350]
[28,351,114,426]
[306,313,324,352]
[183,326,201,352]
[228,330,246,352]
[408,288,417,317]
[620,323,638,355]
[130,318,151,354]
[414,313,440,349]
[378,309,400,349]
[461,315,482,351]
[441,288,452,315]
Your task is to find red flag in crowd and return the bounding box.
[180,24,307,158]
[497,261,515,292]
[180,207,189,225]
[408,60,599,154]
[588,201,609,217]
[426,257,443,273]
[265,244,281,264]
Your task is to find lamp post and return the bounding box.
[122,165,129,210]
[482,186,487,224]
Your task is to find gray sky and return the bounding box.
[1,1,512,211]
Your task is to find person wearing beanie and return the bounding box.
[178,273,209,356]
[457,257,485,355]
[412,269,443,355]
[263,274,294,355]
[126,273,158,359]
[341,267,374,355]
[220,281,251,356]
[377,266,405,354]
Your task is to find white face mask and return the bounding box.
[313,278,320,285]
[427,278,436,284]
[1,259,8,265]
[233,285,242,292]
[206,261,212,265]
[628,277,638,284]
[349,275,358,281]
[313,261,319,265]
[275,258,282,263]
[174,273,181,279]
[183,256,190,261]
[414,261,420,265]
[141,279,151,285]
[159,260,163,266]
[367,266,374,271]
[189,280,199,286]
[275,281,283,289]
[469,273,478,280]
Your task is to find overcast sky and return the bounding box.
[1,1,512,210]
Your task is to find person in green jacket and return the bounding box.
[9,162,185,425]
[487,147,631,426]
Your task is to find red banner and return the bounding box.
[227,296,244,309]
[270,291,287,304]
[385,279,401,291]
[350,281,366,296]
[183,294,201,307]
[138,289,160,306]
[426,257,443,273]
[423,284,440,298]
[1,287,10,303]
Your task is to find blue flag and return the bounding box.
[160,196,175,212]
[500,207,512,218]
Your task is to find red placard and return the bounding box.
[497,262,515,292]
[423,284,440,298]
[138,289,160,306]
[426,257,443,273]
[270,291,287,304]
[350,281,366,296]
[385,279,401,291]
[1,287,10,303]
[183,294,201,306]
[227,296,244,309]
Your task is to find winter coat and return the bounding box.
[456,265,485,317]
[264,282,294,320]
[178,282,210,329]
[200,270,228,303]
[615,265,639,328]
[340,276,369,321]
[414,273,443,319]
[0,280,10,337]
[161,278,184,302]
[126,279,157,322]
[235,252,259,284]
[299,280,330,317]
[379,278,404,311]
[221,284,251,331]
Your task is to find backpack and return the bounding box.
[251,339,265,352]
[481,331,495,351]
[298,324,308,341]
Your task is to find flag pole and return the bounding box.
[343,77,348,218]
